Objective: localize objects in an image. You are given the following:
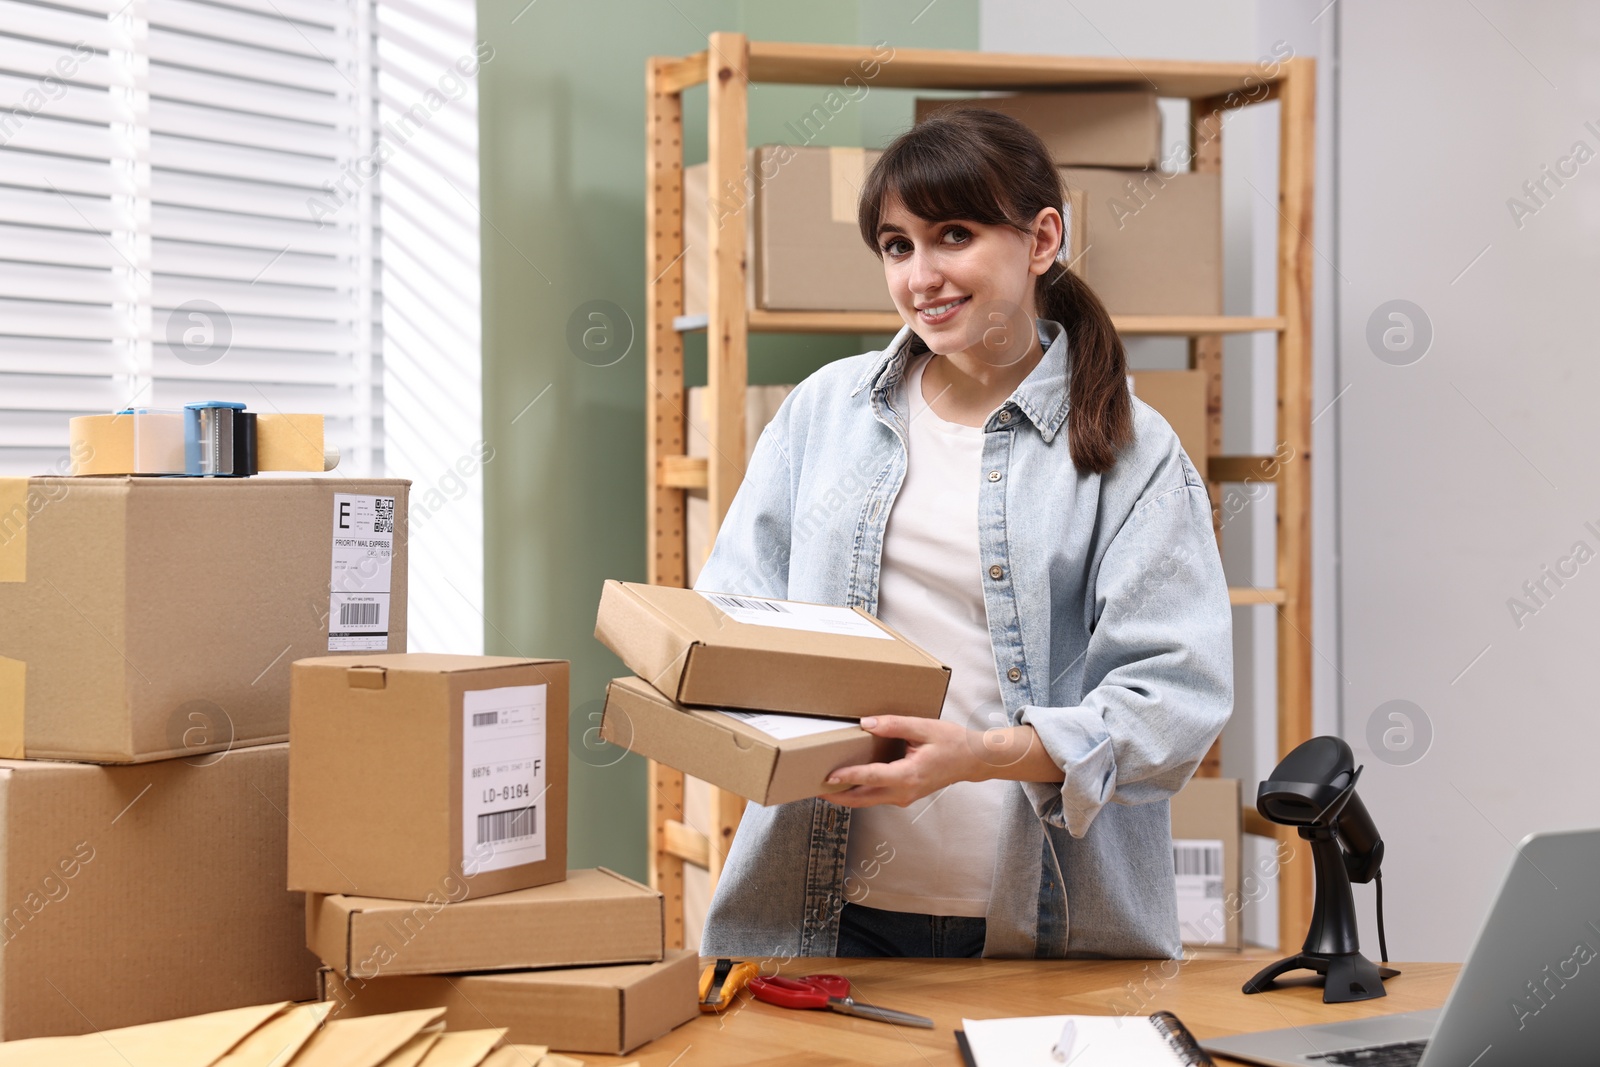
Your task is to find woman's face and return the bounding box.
[874,194,1062,368]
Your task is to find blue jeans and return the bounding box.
[835,902,987,958]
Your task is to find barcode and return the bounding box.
[472,711,498,727]
[339,602,380,626]
[1174,843,1223,877]
[706,592,788,613]
[477,805,536,844]
[374,497,395,534]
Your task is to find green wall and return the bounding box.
[477,0,978,881]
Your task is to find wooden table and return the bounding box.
[583,958,1458,1066]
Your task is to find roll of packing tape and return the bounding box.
[70,411,335,475]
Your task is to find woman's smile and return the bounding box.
[916,295,970,324]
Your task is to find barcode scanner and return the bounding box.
[1257,736,1385,884]
[1244,736,1399,1003]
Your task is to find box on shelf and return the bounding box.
[685,146,1090,320]
[1129,370,1210,474]
[307,867,664,978]
[320,950,700,1055]
[915,90,1162,168]
[601,675,904,806]
[0,476,408,763]
[1171,776,1243,950]
[684,145,893,316]
[289,653,568,901]
[595,580,949,720]
[0,743,317,1040]
[1062,166,1222,316]
[682,152,754,318]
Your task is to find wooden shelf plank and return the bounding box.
[669,458,1285,496]
[747,41,1282,100]
[1242,807,1277,839]
[657,51,708,93]
[663,819,710,870]
[1209,455,1282,483]
[675,311,1285,336]
[660,455,708,489]
[1229,586,1286,606]
[1114,315,1284,336]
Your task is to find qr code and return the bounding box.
[374,497,395,534]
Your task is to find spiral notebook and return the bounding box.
[957,1011,1214,1067]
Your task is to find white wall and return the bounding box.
[1337,1,1600,960]
[980,0,1342,949]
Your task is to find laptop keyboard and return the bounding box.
[1305,1039,1428,1066]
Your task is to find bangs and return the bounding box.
[858,123,1023,252]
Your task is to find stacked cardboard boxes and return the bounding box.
[594,580,950,806]
[0,475,410,1038]
[683,145,1089,317]
[288,653,697,1056]
[680,90,1216,319]
[916,92,1222,316]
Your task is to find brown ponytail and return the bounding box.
[858,108,1132,473]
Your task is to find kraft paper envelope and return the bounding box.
[212,1003,332,1067]
[0,1002,290,1067]
[478,1049,553,1067]
[374,1030,443,1067]
[290,1008,447,1067]
[415,1029,509,1067]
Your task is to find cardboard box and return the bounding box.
[685,146,892,316]
[0,743,318,1039]
[307,867,664,977]
[601,675,905,806]
[1129,370,1210,473]
[1171,776,1242,950]
[685,147,1089,318]
[682,152,755,318]
[320,950,700,1055]
[595,580,949,720]
[0,476,409,762]
[1062,167,1222,316]
[289,653,569,901]
[916,91,1162,168]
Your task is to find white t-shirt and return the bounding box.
[842,353,1012,917]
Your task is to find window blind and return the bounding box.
[0,0,382,476]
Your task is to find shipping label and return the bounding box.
[1174,838,1227,945]
[716,710,857,740]
[698,590,893,640]
[328,493,394,651]
[462,684,547,874]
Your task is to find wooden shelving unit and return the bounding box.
[645,33,1316,954]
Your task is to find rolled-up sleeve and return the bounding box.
[1018,481,1233,837]
[692,403,795,601]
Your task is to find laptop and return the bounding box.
[1202,826,1600,1067]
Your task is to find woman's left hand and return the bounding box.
[823,715,988,808]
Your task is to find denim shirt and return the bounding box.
[693,319,1233,959]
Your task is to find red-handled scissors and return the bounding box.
[747,974,934,1028]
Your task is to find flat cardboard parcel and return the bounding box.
[602,675,905,806]
[595,580,949,720]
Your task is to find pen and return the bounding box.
[1051,1018,1078,1062]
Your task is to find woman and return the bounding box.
[693,109,1232,960]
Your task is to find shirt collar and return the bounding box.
[850,318,1072,442]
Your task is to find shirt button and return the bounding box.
[988,564,1004,580]
[998,410,1011,423]
[987,470,1001,482]
[1007,667,1022,682]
